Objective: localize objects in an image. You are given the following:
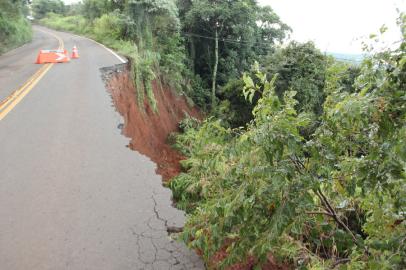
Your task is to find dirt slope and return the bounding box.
[102,65,200,181]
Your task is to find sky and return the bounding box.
[63,0,79,4]
[258,0,405,54]
[63,0,405,54]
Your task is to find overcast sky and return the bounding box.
[258,0,405,53]
[63,0,405,54]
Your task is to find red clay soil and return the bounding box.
[208,241,290,270]
[106,68,201,181]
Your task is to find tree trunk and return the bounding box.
[189,36,195,73]
[211,27,218,108]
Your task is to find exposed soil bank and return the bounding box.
[101,64,200,181]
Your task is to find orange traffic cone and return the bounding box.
[71,45,79,59]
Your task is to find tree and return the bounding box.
[81,0,113,21]
[65,2,84,16]
[183,0,235,107]
[325,57,361,95]
[180,0,290,108]
[32,0,65,19]
[264,41,328,115]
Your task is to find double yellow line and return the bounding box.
[0,29,64,121]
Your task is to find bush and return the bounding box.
[31,0,65,20]
[93,11,125,42]
[0,1,32,54]
[264,41,328,115]
[40,13,89,34]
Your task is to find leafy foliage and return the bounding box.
[125,0,180,110]
[263,41,328,116]
[170,16,406,269]
[0,0,32,54]
[325,58,361,95]
[40,13,89,33]
[81,0,115,20]
[180,0,290,108]
[32,0,65,19]
[93,11,126,41]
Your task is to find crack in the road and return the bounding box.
[130,220,203,270]
[151,192,184,235]
[127,193,203,269]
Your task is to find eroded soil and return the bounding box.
[102,64,200,181]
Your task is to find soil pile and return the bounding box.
[102,65,200,181]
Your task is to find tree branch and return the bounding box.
[315,188,358,244]
[330,258,351,269]
[289,156,304,175]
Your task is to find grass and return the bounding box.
[0,13,32,54]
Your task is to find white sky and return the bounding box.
[258,0,405,54]
[62,0,79,4]
[63,0,405,54]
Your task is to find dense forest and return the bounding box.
[35,0,405,269]
[0,0,32,54]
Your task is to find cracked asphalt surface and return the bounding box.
[0,26,204,269]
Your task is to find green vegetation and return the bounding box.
[0,0,32,54]
[39,0,290,111]
[39,0,186,111]
[40,13,89,33]
[38,1,405,268]
[170,16,406,269]
[32,0,65,20]
[264,42,327,116]
[180,0,290,108]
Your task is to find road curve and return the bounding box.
[0,26,204,270]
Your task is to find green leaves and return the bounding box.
[263,41,328,116]
[32,0,65,19]
[170,23,406,268]
[180,0,290,109]
[242,73,256,104]
[171,71,318,267]
[0,0,32,54]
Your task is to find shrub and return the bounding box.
[0,1,32,54]
[40,13,89,34]
[93,11,125,42]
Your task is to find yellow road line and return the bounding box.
[0,64,49,110]
[0,29,64,121]
[0,64,54,121]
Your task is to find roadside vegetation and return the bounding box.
[0,0,32,54]
[38,0,192,111]
[38,1,405,269]
[171,25,406,268]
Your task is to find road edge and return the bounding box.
[34,25,127,64]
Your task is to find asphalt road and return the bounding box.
[0,26,204,270]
